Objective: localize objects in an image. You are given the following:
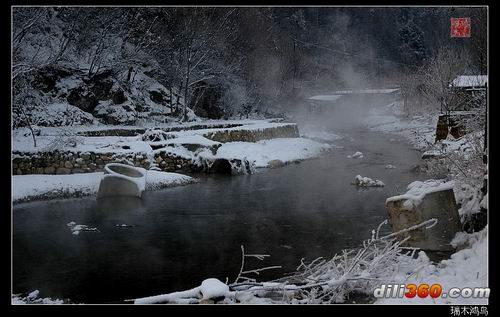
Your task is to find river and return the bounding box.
[13,105,427,303]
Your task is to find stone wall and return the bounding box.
[152,151,253,175]
[12,151,151,175]
[13,149,256,176]
[13,124,299,176]
[153,151,203,173]
[203,124,299,143]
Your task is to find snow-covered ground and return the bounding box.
[376,226,488,305]
[203,138,331,168]
[12,119,297,153]
[363,102,488,305]
[12,290,64,305]
[12,170,195,203]
[363,102,437,151]
[12,118,333,203]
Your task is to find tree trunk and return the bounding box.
[127,66,133,82]
[183,46,192,122]
[19,105,37,147]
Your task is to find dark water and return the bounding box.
[13,124,427,303]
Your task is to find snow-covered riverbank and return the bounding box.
[127,103,489,305]
[363,102,488,305]
[12,170,195,204]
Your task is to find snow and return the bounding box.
[353,175,385,187]
[12,173,100,203]
[308,95,342,101]
[206,138,331,168]
[386,179,454,211]
[133,278,230,304]
[67,221,98,235]
[376,226,488,305]
[330,88,400,94]
[385,164,397,169]
[12,290,64,305]
[363,102,437,151]
[12,119,296,154]
[200,278,230,300]
[134,287,203,304]
[12,171,195,203]
[145,170,195,190]
[154,134,221,147]
[347,151,363,159]
[450,75,488,88]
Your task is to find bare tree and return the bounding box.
[419,47,470,114]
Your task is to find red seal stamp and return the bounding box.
[451,18,471,37]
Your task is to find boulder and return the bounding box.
[149,90,164,104]
[268,159,285,168]
[67,87,99,112]
[44,166,56,174]
[112,89,127,104]
[386,188,462,251]
[56,167,72,175]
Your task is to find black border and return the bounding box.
[4,1,496,314]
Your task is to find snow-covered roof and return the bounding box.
[329,88,400,95]
[450,75,488,88]
[308,95,342,101]
[308,88,400,102]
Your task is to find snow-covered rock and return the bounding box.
[205,138,331,168]
[200,278,230,300]
[66,222,98,235]
[12,290,64,305]
[353,175,385,187]
[386,179,454,211]
[347,151,363,159]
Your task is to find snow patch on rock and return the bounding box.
[386,179,454,210]
[353,175,385,187]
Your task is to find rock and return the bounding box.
[72,168,85,174]
[32,65,72,93]
[200,278,229,301]
[56,167,71,175]
[149,90,164,104]
[435,116,449,142]
[81,152,91,160]
[64,161,73,169]
[199,299,215,304]
[112,89,127,104]
[75,158,84,164]
[67,86,99,112]
[268,159,285,168]
[386,188,462,251]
